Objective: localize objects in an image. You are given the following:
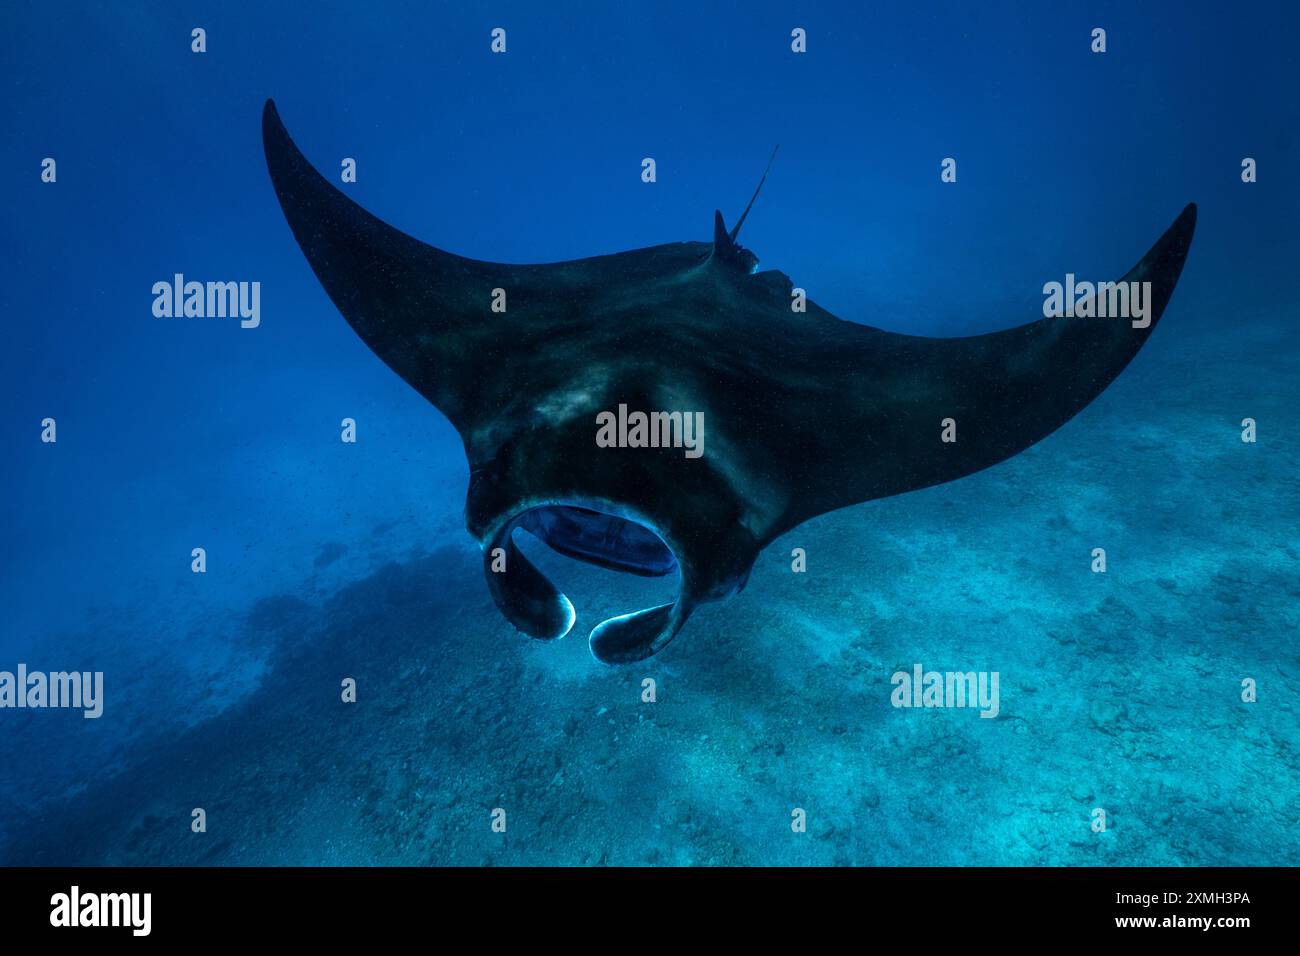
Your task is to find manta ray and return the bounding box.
[261,99,1196,664]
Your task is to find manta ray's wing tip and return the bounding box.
[1170,202,1197,246]
[1154,202,1198,268]
[1132,202,1197,281]
[262,99,285,137]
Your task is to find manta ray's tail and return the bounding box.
[711,145,779,273]
[730,145,780,241]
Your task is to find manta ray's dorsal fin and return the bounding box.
[711,146,779,273]
[712,209,732,247]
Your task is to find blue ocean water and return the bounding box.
[1,1,1297,865]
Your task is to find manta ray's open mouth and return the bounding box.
[483,502,686,664]
[515,506,678,577]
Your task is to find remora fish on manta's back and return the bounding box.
[261,99,1196,664]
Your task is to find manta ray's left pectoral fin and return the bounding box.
[773,202,1199,532]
